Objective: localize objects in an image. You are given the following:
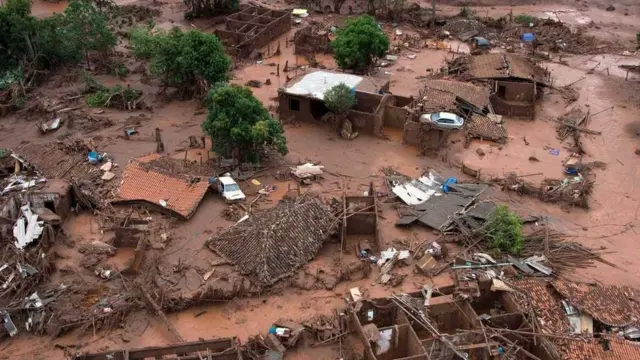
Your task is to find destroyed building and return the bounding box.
[113,161,210,219]
[467,53,550,120]
[294,24,332,56]
[403,80,506,151]
[279,69,410,137]
[207,198,336,287]
[215,6,290,58]
[510,278,640,360]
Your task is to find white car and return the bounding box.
[419,112,465,130]
[217,176,246,203]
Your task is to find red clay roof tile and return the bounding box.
[116,161,209,219]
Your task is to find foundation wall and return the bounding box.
[217,7,291,58]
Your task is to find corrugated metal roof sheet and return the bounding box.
[115,161,209,219]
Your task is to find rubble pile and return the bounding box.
[15,139,114,209]
[494,172,593,209]
[500,19,616,55]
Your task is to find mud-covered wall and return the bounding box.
[354,91,384,113]
[403,120,422,146]
[349,110,380,135]
[500,80,535,102]
[384,105,409,129]
[490,93,535,120]
[294,26,332,55]
[279,93,314,123]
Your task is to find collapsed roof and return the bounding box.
[207,198,336,287]
[419,80,491,112]
[510,278,640,360]
[114,161,209,219]
[469,53,550,84]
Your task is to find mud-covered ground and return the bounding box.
[1,0,639,359]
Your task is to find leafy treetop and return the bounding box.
[331,15,389,73]
[323,83,356,114]
[202,84,287,163]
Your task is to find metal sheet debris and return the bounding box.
[13,204,44,250]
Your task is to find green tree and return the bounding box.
[324,83,356,114]
[202,84,287,162]
[130,27,231,96]
[331,15,389,73]
[485,205,524,255]
[64,0,117,69]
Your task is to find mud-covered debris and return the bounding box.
[245,80,263,88]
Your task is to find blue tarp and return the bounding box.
[473,37,489,46]
[521,32,536,42]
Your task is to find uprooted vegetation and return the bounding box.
[83,74,143,110]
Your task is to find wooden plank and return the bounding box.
[129,339,235,359]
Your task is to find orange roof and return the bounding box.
[551,280,640,327]
[559,336,640,360]
[509,278,570,334]
[115,161,209,219]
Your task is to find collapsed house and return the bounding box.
[294,23,332,56]
[7,140,111,209]
[388,170,487,231]
[113,161,210,219]
[403,79,506,151]
[340,183,380,255]
[207,198,337,287]
[279,69,410,137]
[467,53,550,120]
[510,278,640,360]
[350,276,640,360]
[215,6,291,58]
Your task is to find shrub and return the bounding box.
[86,84,141,109]
[514,14,536,24]
[485,205,524,255]
[324,83,356,114]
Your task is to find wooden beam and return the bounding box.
[551,118,601,135]
[455,342,499,351]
